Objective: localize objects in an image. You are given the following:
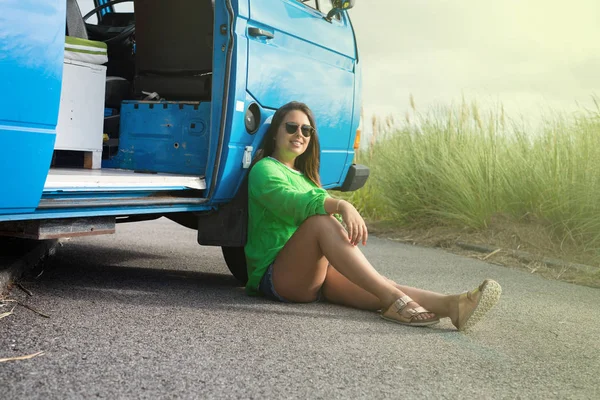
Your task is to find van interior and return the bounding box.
[48,0,216,192]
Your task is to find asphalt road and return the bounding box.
[1,218,599,399]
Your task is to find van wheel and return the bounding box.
[221,246,248,285]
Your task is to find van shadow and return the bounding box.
[37,242,246,303]
[27,241,453,332]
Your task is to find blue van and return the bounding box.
[0,0,368,282]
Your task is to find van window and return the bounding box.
[317,0,341,20]
[299,0,318,10]
[77,0,97,23]
[318,0,332,13]
[297,0,341,20]
[112,1,134,12]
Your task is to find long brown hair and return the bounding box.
[254,101,322,187]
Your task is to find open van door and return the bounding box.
[245,0,358,187]
[0,1,65,215]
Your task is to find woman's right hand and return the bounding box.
[338,200,368,246]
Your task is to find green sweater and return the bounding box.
[244,157,330,295]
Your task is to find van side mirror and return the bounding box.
[325,0,355,21]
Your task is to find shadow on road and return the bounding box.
[18,241,450,330]
[31,241,244,300]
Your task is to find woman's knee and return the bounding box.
[300,214,341,233]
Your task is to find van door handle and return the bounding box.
[248,27,274,39]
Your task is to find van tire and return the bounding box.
[221,246,248,285]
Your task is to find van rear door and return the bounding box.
[245,0,357,187]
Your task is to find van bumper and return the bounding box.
[339,164,370,192]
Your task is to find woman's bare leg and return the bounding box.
[320,265,381,310]
[322,265,457,320]
[272,215,435,321]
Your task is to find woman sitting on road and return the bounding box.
[244,101,501,331]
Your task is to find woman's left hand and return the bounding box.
[338,201,368,246]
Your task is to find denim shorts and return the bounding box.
[258,263,290,303]
[258,263,324,303]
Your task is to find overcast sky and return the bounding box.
[80,0,600,126]
[349,0,600,126]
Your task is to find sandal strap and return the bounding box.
[391,295,414,313]
[405,306,429,316]
[381,296,439,325]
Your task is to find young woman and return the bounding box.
[244,101,501,331]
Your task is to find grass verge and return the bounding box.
[333,98,600,288]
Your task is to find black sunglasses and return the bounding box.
[284,122,315,138]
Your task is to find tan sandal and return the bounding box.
[381,295,440,327]
[455,279,502,332]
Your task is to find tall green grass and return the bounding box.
[345,99,600,263]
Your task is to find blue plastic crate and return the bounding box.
[102,101,210,176]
